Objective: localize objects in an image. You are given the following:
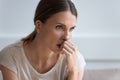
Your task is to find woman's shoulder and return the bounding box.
[76,50,85,59]
[0,41,23,74]
[0,41,23,56]
[76,50,86,70]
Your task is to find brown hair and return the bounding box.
[22,0,77,43]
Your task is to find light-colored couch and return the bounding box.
[0,69,120,80]
[0,71,3,80]
[83,68,120,80]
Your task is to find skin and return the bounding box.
[0,11,84,80]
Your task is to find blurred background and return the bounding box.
[0,0,120,69]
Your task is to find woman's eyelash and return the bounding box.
[56,25,64,29]
[55,25,75,32]
[70,27,75,31]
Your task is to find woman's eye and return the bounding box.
[70,27,75,32]
[55,25,64,30]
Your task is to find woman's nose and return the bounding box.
[63,31,71,41]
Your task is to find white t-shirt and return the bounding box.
[0,41,86,80]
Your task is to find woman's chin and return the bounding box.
[53,48,63,54]
[50,46,63,54]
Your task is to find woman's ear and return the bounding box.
[35,20,42,33]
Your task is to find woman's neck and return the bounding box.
[23,40,60,73]
[24,39,59,65]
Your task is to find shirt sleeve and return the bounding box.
[0,46,17,74]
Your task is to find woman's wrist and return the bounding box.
[68,66,78,73]
[69,69,78,76]
[68,69,79,80]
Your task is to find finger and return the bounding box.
[63,48,72,56]
[67,41,74,46]
[63,44,74,54]
[64,41,76,51]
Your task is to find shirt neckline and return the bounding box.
[20,41,62,76]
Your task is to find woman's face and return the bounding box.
[36,11,77,53]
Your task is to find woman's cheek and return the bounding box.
[54,30,64,37]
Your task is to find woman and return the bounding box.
[0,0,86,80]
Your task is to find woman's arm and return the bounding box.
[67,69,84,80]
[62,41,85,80]
[0,65,18,80]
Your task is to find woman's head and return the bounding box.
[34,0,77,23]
[22,0,77,43]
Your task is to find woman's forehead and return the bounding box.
[45,11,77,26]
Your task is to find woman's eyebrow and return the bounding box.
[56,23,76,27]
[56,23,65,26]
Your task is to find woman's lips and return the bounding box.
[57,42,64,49]
[57,44,62,49]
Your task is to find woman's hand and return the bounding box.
[62,41,78,72]
[62,41,79,79]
